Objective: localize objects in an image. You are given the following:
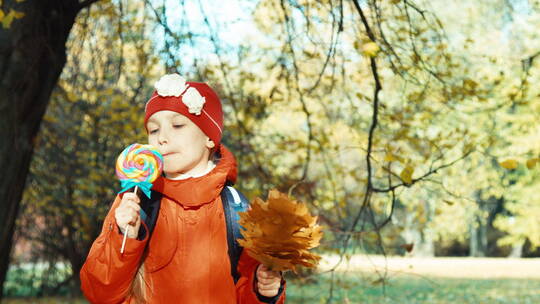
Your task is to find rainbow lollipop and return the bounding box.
[115,143,163,253]
[116,143,163,198]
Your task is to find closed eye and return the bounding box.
[149,129,159,134]
[173,125,185,129]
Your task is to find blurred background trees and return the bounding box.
[0,0,104,297]
[3,0,540,300]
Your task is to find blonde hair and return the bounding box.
[129,264,147,303]
[129,250,151,303]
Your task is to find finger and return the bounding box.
[119,212,138,226]
[120,202,140,216]
[259,265,281,276]
[116,209,138,225]
[258,289,279,297]
[267,271,281,279]
[117,215,131,228]
[258,265,272,274]
[123,192,140,201]
[258,270,281,281]
[258,276,281,285]
[123,197,141,208]
[124,200,141,213]
[258,291,276,297]
[257,265,272,279]
[128,210,140,224]
[257,274,281,286]
[126,196,140,205]
[257,282,280,296]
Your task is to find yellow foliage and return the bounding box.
[362,42,380,57]
[0,9,25,29]
[526,158,539,169]
[384,153,396,162]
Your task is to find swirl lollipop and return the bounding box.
[115,143,163,253]
[116,143,163,197]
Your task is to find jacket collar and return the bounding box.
[152,144,237,208]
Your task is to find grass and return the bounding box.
[4,256,540,303]
[5,276,540,303]
[286,273,540,304]
[3,298,88,304]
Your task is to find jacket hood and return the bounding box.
[152,144,237,207]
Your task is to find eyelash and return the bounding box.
[149,125,184,134]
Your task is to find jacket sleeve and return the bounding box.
[235,249,286,304]
[80,195,149,304]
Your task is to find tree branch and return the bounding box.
[373,149,474,193]
[78,0,100,9]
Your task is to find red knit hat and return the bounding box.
[144,74,223,146]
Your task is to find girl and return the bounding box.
[80,74,286,303]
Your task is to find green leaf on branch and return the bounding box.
[400,165,414,185]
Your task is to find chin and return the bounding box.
[164,165,188,176]
[164,168,182,176]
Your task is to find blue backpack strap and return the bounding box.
[221,184,249,284]
[137,190,162,240]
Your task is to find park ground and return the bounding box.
[4,255,540,303]
[286,255,540,303]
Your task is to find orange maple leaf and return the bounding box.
[238,189,323,272]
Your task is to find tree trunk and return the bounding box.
[401,201,435,257]
[469,219,487,257]
[508,240,524,258]
[0,0,94,297]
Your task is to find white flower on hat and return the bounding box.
[182,87,206,115]
[154,73,188,97]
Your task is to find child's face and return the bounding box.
[146,111,214,178]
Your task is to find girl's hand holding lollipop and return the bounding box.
[114,143,163,253]
[114,193,141,239]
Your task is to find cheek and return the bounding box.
[162,155,183,171]
[175,129,204,148]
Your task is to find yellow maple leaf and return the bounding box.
[238,189,323,272]
[362,42,380,57]
[526,158,538,169]
[499,159,518,170]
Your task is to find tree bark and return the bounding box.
[469,218,487,257]
[508,240,524,258]
[0,0,90,297]
[401,201,435,257]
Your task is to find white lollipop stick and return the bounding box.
[120,185,138,254]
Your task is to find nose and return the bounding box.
[158,128,169,145]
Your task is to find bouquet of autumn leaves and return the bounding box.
[238,189,323,272]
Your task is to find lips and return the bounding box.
[162,152,176,157]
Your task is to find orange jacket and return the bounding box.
[80,145,286,303]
